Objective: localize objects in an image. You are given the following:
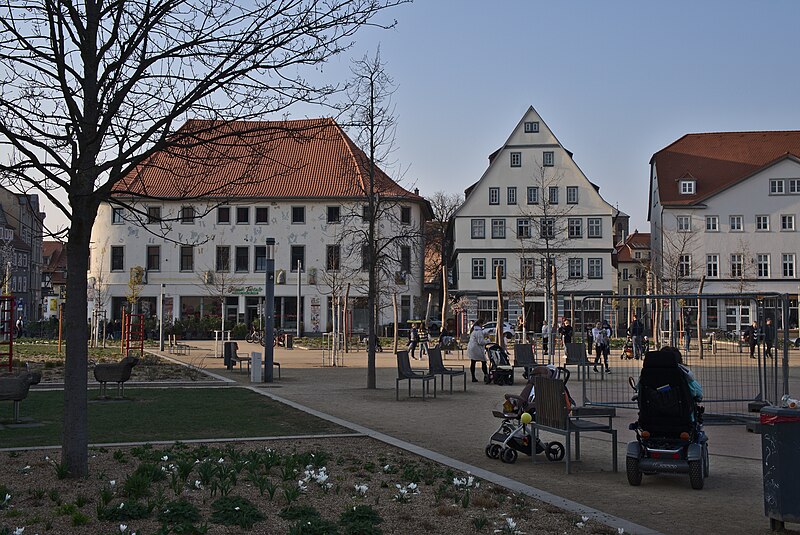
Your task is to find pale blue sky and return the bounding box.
[40,1,800,233]
[303,0,800,231]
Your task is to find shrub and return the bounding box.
[209,495,264,529]
[288,516,339,535]
[158,498,201,525]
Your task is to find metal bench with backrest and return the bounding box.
[513,343,537,378]
[427,347,466,393]
[396,350,436,401]
[530,375,618,474]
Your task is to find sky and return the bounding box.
[41,0,800,233]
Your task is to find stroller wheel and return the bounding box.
[486,444,501,459]
[500,448,518,464]
[505,375,514,386]
[545,442,565,462]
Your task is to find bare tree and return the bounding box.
[653,217,701,295]
[0,0,405,477]
[425,191,461,328]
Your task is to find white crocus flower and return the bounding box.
[13,528,24,535]
[119,524,127,533]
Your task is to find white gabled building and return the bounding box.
[450,106,616,333]
[649,131,800,332]
[89,118,431,336]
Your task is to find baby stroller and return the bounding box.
[620,336,635,359]
[485,343,514,385]
[626,349,709,489]
[485,365,570,463]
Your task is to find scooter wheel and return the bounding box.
[545,442,565,462]
[500,448,518,464]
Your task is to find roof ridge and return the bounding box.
[331,120,367,193]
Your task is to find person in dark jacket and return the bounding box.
[745,321,758,359]
[558,318,573,345]
[628,314,645,359]
[764,318,775,358]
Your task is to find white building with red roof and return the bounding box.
[650,131,800,331]
[89,118,431,334]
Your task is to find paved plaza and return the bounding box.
[156,340,800,535]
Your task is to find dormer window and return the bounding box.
[679,180,695,195]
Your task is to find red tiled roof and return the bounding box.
[114,118,424,205]
[615,231,650,263]
[652,131,800,205]
[43,241,66,270]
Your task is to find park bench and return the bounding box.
[93,356,139,398]
[0,370,42,421]
[395,350,436,401]
[530,375,617,474]
[427,347,466,393]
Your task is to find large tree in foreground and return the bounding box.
[0,0,404,478]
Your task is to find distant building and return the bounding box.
[613,230,650,330]
[89,118,431,333]
[450,106,616,334]
[42,241,67,319]
[649,131,800,331]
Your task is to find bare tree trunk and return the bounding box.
[441,266,448,332]
[697,276,705,360]
[496,265,504,350]
[424,293,432,329]
[392,293,398,354]
[344,283,350,353]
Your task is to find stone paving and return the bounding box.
[157,341,800,535]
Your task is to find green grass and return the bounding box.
[0,387,347,448]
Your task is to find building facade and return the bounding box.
[649,131,800,332]
[450,106,616,333]
[42,241,67,320]
[89,118,431,335]
[613,230,650,333]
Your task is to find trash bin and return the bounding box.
[223,341,237,370]
[285,334,293,349]
[250,351,262,383]
[760,406,800,531]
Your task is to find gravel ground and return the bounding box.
[0,436,620,534]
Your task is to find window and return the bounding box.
[676,215,691,232]
[705,215,719,232]
[327,206,341,224]
[527,187,539,204]
[781,214,795,231]
[543,151,554,166]
[783,254,796,278]
[112,207,123,224]
[147,206,161,224]
[587,258,602,279]
[255,207,269,224]
[110,246,124,271]
[472,258,486,279]
[507,187,517,205]
[362,205,372,223]
[566,186,578,204]
[730,254,743,278]
[489,187,500,205]
[516,218,531,239]
[622,268,629,280]
[540,218,555,239]
[400,246,411,273]
[706,254,719,278]
[216,246,230,271]
[217,206,231,224]
[471,219,485,239]
[679,180,695,194]
[569,258,583,279]
[756,215,770,231]
[491,258,506,279]
[361,245,369,271]
[180,246,194,271]
[568,218,582,238]
[510,152,521,167]
[729,215,743,231]
[520,258,535,279]
[235,246,249,272]
[524,121,539,133]
[587,217,602,238]
[400,206,411,225]
[491,218,506,239]
[146,246,160,271]
[290,245,305,271]
[326,245,340,271]
[678,255,691,277]
[770,179,785,194]
[548,186,558,204]
[790,179,800,193]
[236,207,249,224]
[291,206,305,224]
[254,246,266,272]
[180,206,195,224]
[757,254,770,278]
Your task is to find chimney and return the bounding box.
[414,188,419,196]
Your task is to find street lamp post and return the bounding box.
[159,283,165,351]
[264,238,275,383]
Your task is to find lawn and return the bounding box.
[0,387,348,448]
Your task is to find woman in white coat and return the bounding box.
[467,318,488,382]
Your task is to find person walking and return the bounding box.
[629,314,645,359]
[745,321,758,359]
[764,318,775,358]
[418,326,430,358]
[467,318,488,382]
[408,324,419,360]
[558,318,573,345]
[592,321,611,373]
[541,321,550,355]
